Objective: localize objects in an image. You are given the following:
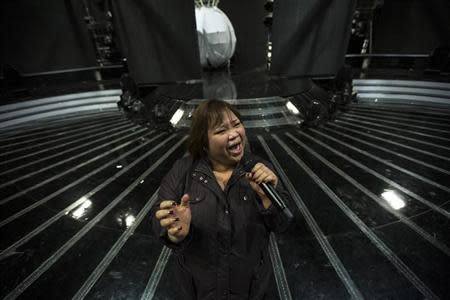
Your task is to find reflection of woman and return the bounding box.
[151,99,291,299]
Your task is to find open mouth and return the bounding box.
[227,141,242,155]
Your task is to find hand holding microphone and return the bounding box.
[246,163,278,208]
[244,159,294,221]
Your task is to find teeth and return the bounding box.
[228,142,240,149]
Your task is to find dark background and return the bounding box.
[270,0,356,77]
[0,0,97,74]
[372,0,450,54]
[1,0,450,81]
[219,0,268,74]
[110,0,202,84]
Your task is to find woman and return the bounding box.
[151,99,291,299]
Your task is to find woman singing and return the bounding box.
[151,99,291,299]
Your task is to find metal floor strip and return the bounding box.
[291,131,450,219]
[331,121,450,162]
[323,124,450,176]
[2,135,185,300]
[289,131,450,257]
[258,135,363,300]
[273,134,440,300]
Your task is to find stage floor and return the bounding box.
[1,79,449,299]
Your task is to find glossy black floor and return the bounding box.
[1,95,450,299]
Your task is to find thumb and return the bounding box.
[180,193,190,207]
[249,181,263,195]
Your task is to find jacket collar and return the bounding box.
[194,156,247,179]
[192,156,247,198]
[194,156,215,178]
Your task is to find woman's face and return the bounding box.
[207,110,246,170]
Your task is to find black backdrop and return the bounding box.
[110,0,202,84]
[0,0,372,83]
[4,0,446,82]
[111,0,269,83]
[0,0,97,75]
[270,0,356,78]
[372,0,450,54]
[218,0,267,74]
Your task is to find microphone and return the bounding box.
[243,157,294,221]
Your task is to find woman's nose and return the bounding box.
[228,130,239,139]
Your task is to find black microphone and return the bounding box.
[243,158,294,221]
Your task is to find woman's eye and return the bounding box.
[234,122,241,127]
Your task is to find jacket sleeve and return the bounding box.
[150,157,194,252]
[254,160,293,233]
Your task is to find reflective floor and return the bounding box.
[0,80,449,299]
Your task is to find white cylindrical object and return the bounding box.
[195,6,237,68]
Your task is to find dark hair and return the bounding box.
[187,99,242,160]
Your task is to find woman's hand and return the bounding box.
[246,162,278,209]
[155,194,191,243]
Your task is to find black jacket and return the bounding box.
[151,154,291,300]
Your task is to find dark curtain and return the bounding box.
[0,0,97,75]
[270,0,356,77]
[218,0,268,73]
[373,0,450,54]
[110,0,201,84]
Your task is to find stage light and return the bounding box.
[170,108,185,126]
[263,0,274,27]
[69,197,93,220]
[286,101,300,115]
[264,0,274,12]
[125,215,136,228]
[381,190,405,210]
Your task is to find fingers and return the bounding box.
[155,208,174,220]
[160,200,177,209]
[254,172,273,184]
[251,163,268,183]
[249,180,263,195]
[155,200,178,220]
[250,163,278,186]
[180,194,190,207]
[156,207,179,229]
[168,225,183,236]
[155,194,191,231]
[160,216,180,228]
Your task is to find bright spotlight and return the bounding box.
[170,108,185,126]
[381,190,405,210]
[286,101,300,115]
